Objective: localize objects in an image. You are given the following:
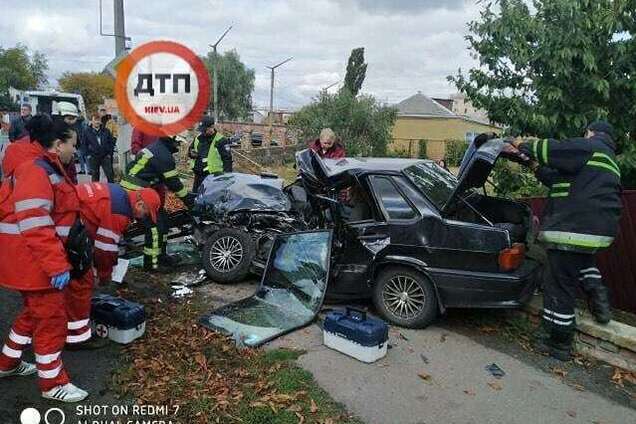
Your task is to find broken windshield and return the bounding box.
[404,162,458,210]
[200,230,332,347]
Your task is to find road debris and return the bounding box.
[485,363,506,379]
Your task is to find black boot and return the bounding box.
[586,285,612,324]
[535,329,573,361]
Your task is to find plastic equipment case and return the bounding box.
[91,294,146,344]
[323,308,389,363]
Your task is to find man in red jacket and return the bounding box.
[65,182,160,349]
[308,128,346,159]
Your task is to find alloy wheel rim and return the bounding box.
[209,236,244,272]
[382,275,426,320]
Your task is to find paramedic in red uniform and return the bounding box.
[64,182,160,349]
[0,115,88,403]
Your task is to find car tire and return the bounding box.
[372,266,438,328]
[202,228,254,284]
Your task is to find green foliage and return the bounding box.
[343,47,367,96]
[0,44,48,105]
[418,139,428,159]
[203,49,255,121]
[288,90,397,156]
[491,161,548,198]
[617,142,636,187]
[444,140,468,167]
[58,72,114,114]
[449,0,636,159]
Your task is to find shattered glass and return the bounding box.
[127,241,201,268]
[194,173,291,218]
[200,230,332,347]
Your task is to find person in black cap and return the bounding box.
[505,121,622,361]
[188,116,232,193]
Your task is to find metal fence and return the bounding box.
[526,190,636,314]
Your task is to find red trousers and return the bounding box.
[0,289,70,391]
[64,271,94,345]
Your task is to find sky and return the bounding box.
[0,0,486,110]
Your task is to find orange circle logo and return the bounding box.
[115,41,210,137]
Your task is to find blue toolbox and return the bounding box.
[323,308,389,363]
[91,294,146,344]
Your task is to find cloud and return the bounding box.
[0,0,482,109]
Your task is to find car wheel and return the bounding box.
[372,266,438,328]
[202,228,254,284]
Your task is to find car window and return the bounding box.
[404,162,457,210]
[371,176,418,220]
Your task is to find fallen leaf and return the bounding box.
[478,325,498,334]
[567,410,577,418]
[551,367,568,378]
[567,383,586,392]
[323,419,335,424]
[487,381,503,391]
[310,399,318,414]
[440,333,448,343]
[420,354,429,364]
[418,372,432,381]
[296,412,305,424]
[399,332,409,341]
[463,389,476,396]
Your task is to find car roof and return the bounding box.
[322,157,431,177]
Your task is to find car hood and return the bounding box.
[194,172,291,216]
[442,138,505,213]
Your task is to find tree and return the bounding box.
[343,47,367,96]
[58,72,114,114]
[449,0,636,148]
[202,49,255,121]
[288,90,397,156]
[0,44,48,110]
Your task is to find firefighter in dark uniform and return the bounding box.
[121,136,194,271]
[188,116,233,193]
[509,121,622,361]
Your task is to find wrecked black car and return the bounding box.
[194,139,541,328]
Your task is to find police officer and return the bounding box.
[121,136,194,271]
[188,116,232,193]
[509,121,622,361]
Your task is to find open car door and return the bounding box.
[200,230,332,347]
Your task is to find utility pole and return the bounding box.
[267,57,293,119]
[113,0,126,56]
[209,25,232,123]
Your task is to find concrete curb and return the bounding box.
[514,295,636,372]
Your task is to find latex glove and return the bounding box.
[50,271,71,290]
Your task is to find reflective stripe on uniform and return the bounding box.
[97,227,120,242]
[35,352,61,365]
[0,223,20,234]
[14,198,53,213]
[55,226,71,237]
[543,315,574,326]
[543,308,575,320]
[121,179,144,191]
[549,183,570,198]
[541,139,548,164]
[95,240,119,252]
[68,319,90,330]
[175,186,188,198]
[38,364,62,379]
[2,345,21,358]
[587,152,621,178]
[164,169,179,178]
[129,149,154,176]
[66,329,92,344]
[9,330,31,345]
[18,216,54,232]
[538,230,614,249]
